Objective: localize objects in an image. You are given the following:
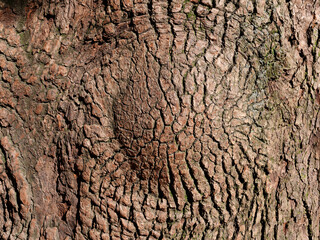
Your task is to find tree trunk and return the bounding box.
[0,0,319,239]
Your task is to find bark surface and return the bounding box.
[0,0,319,239]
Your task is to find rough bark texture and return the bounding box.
[0,0,319,239]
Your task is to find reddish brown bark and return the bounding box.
[0,0,319,239]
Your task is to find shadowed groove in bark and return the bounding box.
[1,0,27,13]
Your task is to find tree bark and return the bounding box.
[0,0,319,239]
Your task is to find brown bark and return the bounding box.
[0,0,319,239]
